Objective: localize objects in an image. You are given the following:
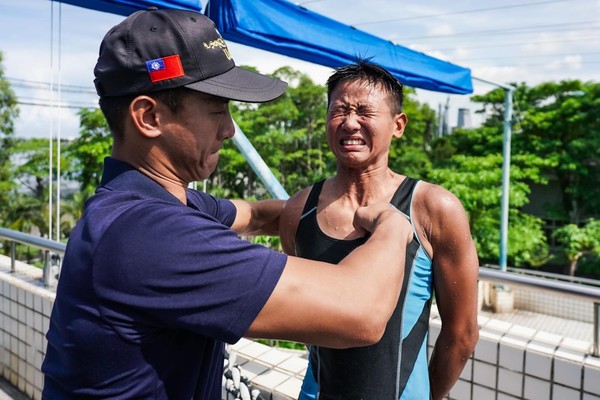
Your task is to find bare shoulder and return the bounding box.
[282,186,312,221]
[413,180,466,219]
[279,185,313,255]
[411,180,472,258]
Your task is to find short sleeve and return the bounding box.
[186,189,237,227]
[92,199,287,343]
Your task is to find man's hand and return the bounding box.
[353,203,412,244]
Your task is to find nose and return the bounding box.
[221,111,236,141]
[341,112,360,131]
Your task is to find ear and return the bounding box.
[130,95,163,139]
[392,113,408,139]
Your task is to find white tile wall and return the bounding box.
[498,368,523,397]
[473,360,497,389]
[552,384,581,399]
[3,257,600,400]
[472,384,496,399]
[584,355,600,395]
[524,375,551,400]
[475,330,501,364]
[553,350,584,389]
[448,378,471,400]
[0,262,53,400]
[499,337,526,372]
[525,343,555,379]
[498,393,521,400]
[459,358,473,381]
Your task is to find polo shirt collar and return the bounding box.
[99,157,183,205]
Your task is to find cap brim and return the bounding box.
[185,66,287,103]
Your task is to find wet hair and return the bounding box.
[98,87,192,141]
[326,59,404,114]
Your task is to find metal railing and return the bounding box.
[0,227,65,287]
[479,266,600,356]
[1,227,599,355]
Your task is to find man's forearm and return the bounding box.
[429,330,477,400]
[231,199,285,236]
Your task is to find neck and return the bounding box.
[111,149,188,204]
[333,166,402,206]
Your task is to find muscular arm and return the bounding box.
[247,202,413,349]
[420,185,480,400]
[230,199,285,236]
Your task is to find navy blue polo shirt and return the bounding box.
[42,157,287,399]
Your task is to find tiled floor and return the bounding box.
[478,308,594,343]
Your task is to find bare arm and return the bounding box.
[420,185,479,400]
[230,199,285,236]
[278,186,312,256]
[247,202,413,348]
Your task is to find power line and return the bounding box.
[16,100,98,110]
[459,51,600,62]
[352,0,582,26]
[428,34,600,53]
[7,77,96,94]
[395,21,599,41]
[471,59,600,68]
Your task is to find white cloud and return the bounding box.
[545,55,583,72]
[428,22,454,37]
[15,104,80,139]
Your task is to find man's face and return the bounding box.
[326,79,406,172]
[158,91,235,182]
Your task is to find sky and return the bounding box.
[0,0,599,139]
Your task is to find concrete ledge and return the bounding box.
[228,339,307,400]
[2,258,600,400]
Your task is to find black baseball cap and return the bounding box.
[94,8,287,102]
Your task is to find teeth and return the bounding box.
[342,139,364,145]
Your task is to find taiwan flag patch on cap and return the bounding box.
[145,55,184,83]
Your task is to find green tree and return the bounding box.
[389,88,437,178]
[64,108,112,197]
[553,219,600,276]
[0,51,20,227]
[215,66,330,199]
[6,138,53,236]
[473,81,600,224]
[467,81,600,273]
[428,92,551,267]
[519,81,600,223]
[428,152,549,267]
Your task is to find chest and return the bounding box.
[315,201,362,239]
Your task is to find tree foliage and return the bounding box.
[473,81,600,223]
[0,51,19,225]
[468,80,600,272]
[64,108,112,197]
[211,66,332,199]
[1,60,599,277]
[553,219,600,276]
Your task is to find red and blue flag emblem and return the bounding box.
[145,55,184,83]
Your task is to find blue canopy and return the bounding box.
[55,0,202,17]
[58,0,472,94]
[205,0,473,94]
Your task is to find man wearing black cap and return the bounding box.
[41,8,413,400]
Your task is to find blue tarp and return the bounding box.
[55,0,202,17]
[205,0,473,94]
[56,0,472,94]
